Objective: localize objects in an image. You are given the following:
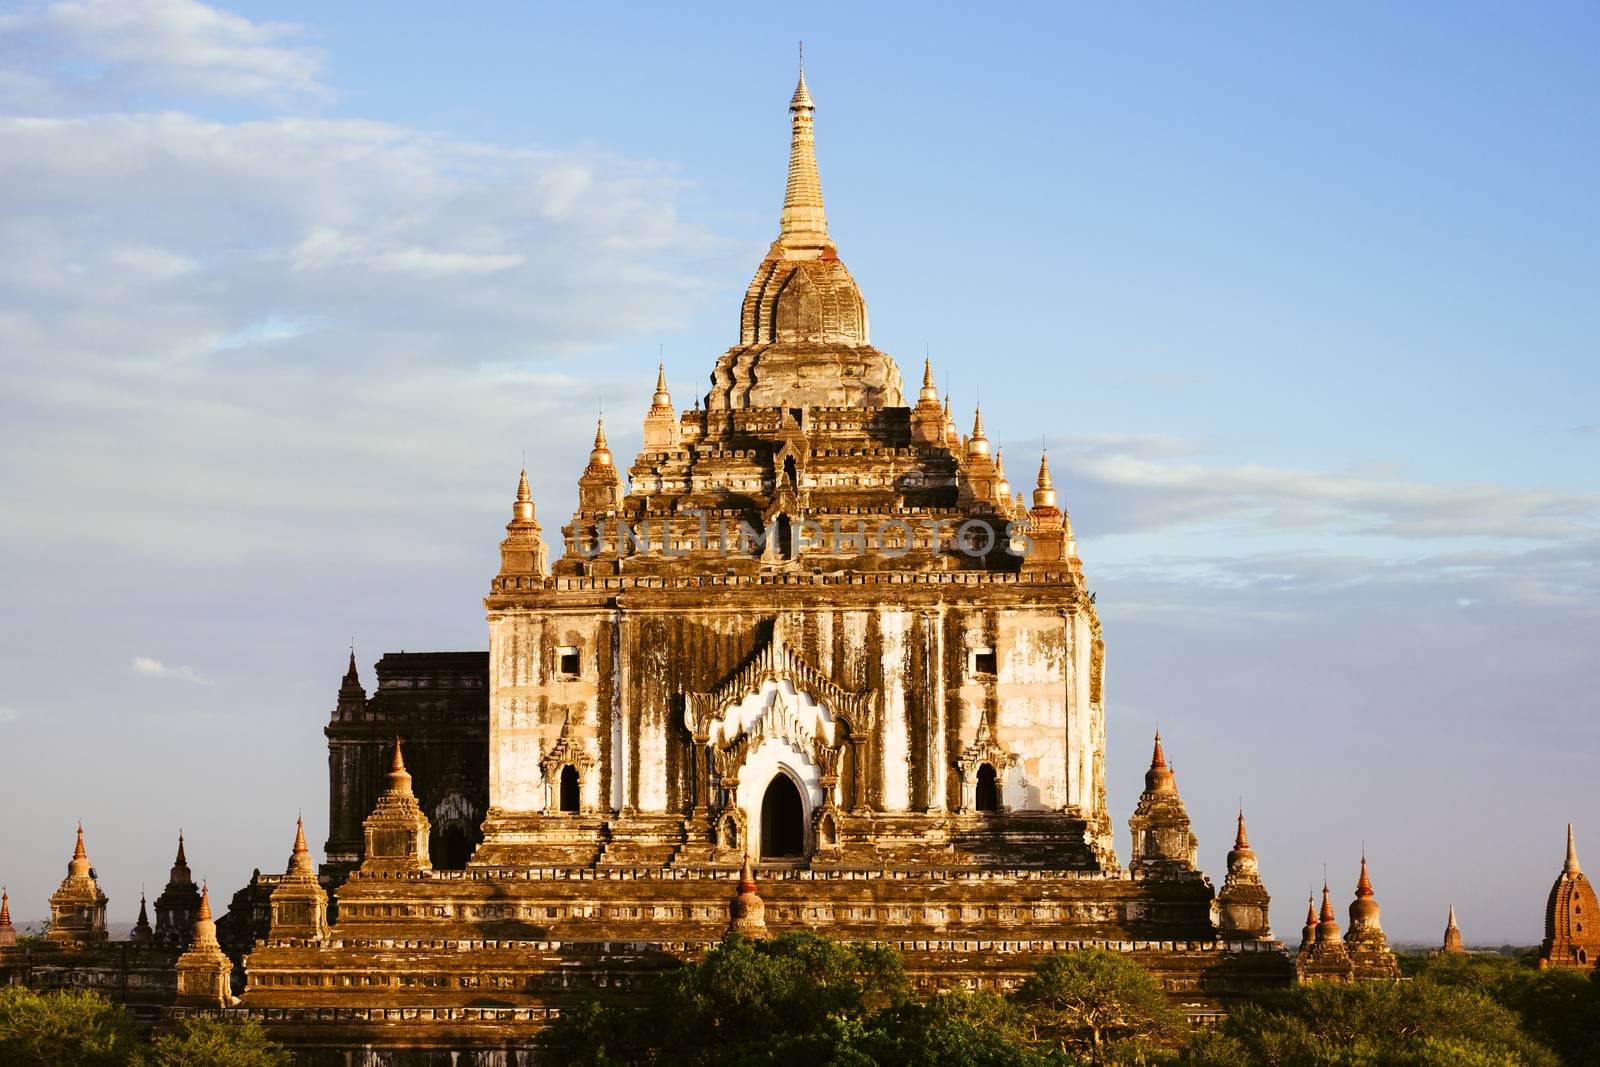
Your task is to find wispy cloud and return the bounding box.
[131,656,213,685]
[0,706,18,723]
[1044,434,1599,544]
[0,0,326,112]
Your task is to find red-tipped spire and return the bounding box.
[1234,810,1250,851]
[1319,882,1336,923]
[1304,894,1316,927]
[1150,731,1167,770]
[198,882,212,922]
[1356,854,1374,899]
[738,853,757,894]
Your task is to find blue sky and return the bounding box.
[0,0,1595,944]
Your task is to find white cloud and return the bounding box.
[0,706,18,723]
[0,0,326,111]
[131,656,213,685]
[0,106,719,563]
[1046,434,1599,544]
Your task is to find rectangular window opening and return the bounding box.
[557,647,581,679]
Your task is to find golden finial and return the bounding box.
[966,406,990,458]
[512,469,535,523]
[1235,809,1250,851]
[293,815,308,856]
[919,357,939,404]
[73,823,87,860]
[780,46,826,243]
[392,735,407,774]
[1033,451,1057,510]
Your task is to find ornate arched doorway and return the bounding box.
[760,773,805,859]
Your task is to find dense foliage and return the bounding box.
[547,937,1600,1067]
[0,988,289,1067]
[544,935,1183,1065]
[4,943,1598,1065]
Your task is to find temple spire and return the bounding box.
[513,469,535,523]
[652,363,672,411]
[1235,810,1250,851]
[966,406,991,459]
[288,815,315,877]
[1356,853,1375,898]
[1566,822,1581,875]
[1033,452,1057,510]
[1150,731,1167,770]
[779,57,828,246]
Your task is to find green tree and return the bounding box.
[1012,949,1188,1065]
[1414,952,1600,1066]
[1180,981,1559,1067]
[543,931,1046,1066]
[143,1017,290,1067]
[0,986,142,1067]
[854,990,1050,1067]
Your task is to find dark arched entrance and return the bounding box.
[559,765,580,813]
[760,773,805,859]
[975,763,999,812]
[435,825,471,869]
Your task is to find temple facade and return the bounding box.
[3,68,1339,1060]
[1539,824,1600,969]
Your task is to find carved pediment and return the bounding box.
[539,717,597,779]
[684,615,875,741]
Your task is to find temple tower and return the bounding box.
[1216,810,1273,939]
[1441,906,1464,955]
[1128,733,1200,876]
[130,893,153,944]
[175,884,233,1007]
[1297,883,1353,982]
[269,816,329,943]
[0,887,16,947]
[361,740,432,873]
[1539,823,1600,969]
[498,469,549,584]
[153,832,201,950]
[1344,855,1400,979]
[708,66,901,409]
[47,825,108,943]
[726,855,767,938]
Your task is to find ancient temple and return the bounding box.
[201,68,1301,1058]
[0,827,182,1021]
[1539,823,1600,969]
[1440,906,1464,955]
[7,67,1312,1059]
[1294,857,1399,982]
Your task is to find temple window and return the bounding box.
[557,647,580,679]
[970,648,997,676]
